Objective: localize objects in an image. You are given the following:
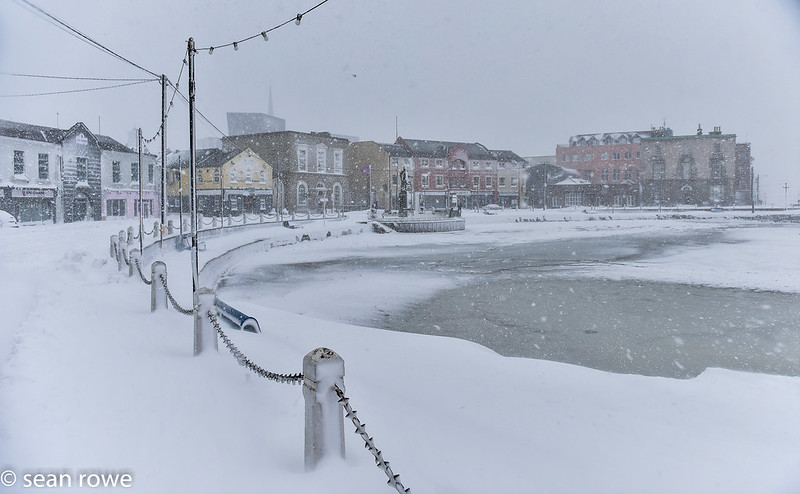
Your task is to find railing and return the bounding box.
[107,215,411,492]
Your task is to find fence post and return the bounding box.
[110,235,118,259]
[193,288,218,356]
[213,216,218,228]
[303,347,346,471]
[117,234,127,272]
[153,221,160,239]
[128,248,139,277]
[167,220,174,235]
[127,226,135,244]
[151,261,167,312]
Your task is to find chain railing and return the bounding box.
[334,384,411,493]
[159,273,194,315]
[133,257,152,285]
[208,310,303,385]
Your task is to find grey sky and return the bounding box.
[1,0,799,203]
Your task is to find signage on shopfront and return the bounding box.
[11,188,55,198]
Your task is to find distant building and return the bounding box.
[491,150,527,208]
[223,131,348,214]
[640,125,751,206]
[0,119,157,223]
[226,112,286,136]
[346,141,413,210]
[166,147,273,216]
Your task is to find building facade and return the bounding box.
[396,138,499,210]
[223,131,348,214]
[492,150,527,208]
[345,141,413,210]
[166,148,273,216]
[1,119,157,223]
[639,125,749,207]
[99,135,158,220]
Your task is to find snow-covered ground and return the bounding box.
[1,209,798,493]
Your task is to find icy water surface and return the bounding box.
[220,229,800,378]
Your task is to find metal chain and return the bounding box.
[334,385,411,493]
[159,274,194,315]
[209,310,304,385]
[122,246,131,266]
[133,257,152,285]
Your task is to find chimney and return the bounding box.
[697,123,703,136]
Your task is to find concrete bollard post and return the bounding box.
[153,221,160,239]
[127,226,135,244]
[198,214,204,230]
[183,218,189,233]
[151,261,167,312]
[167,220,174,235]
[110,235,118,259]
[193,288,218,356]
[129,248,140,277]
[303,347,346,471]
[243,214,248,225]
[213,216,218,228]
[117,238,126,272]
[259,212,264,223]
[227,215,232,227]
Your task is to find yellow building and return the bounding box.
[167,147,273,215]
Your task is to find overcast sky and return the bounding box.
[2,0,799,204]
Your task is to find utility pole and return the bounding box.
[188,37,199,294]
[160,74,167,248]
[138,128,144,254]
[784,182,790,211]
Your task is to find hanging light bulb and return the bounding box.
[233,42,239,51]
[261,31,269,41]
[295,13,302,25]
[208,46,214,55]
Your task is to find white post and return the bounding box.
[167,220,174,235]
[110,235,118,259]
[127,226,135,245]
[118,234,127,272]
[153,221,160,239]
[151,261,167,312]
[193,288,218,356]
[303,347,346,471]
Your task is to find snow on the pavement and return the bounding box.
[0,209,798,493]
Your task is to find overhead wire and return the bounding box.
[0,80,155,98]
[0,71,155,82]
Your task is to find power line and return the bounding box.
[0,79,155,98]
[11,0,161,79]
[198,0,330,54]
[0,71,155,82]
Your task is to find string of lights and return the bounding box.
[11,0,161,79]
[0,79,155,98]
[196,0,330,54]
[0,71,156,82]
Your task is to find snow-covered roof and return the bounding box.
[553,177,592,186]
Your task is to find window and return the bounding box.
[422,159,429,168]
[612,152,621,160]
[435,159,443,168]
[711,163,723,179]
[112,161,121,183]
[655,145,662,156]
[653,162,664,180]
[38,154,49,180]
[392,174,398,186]
[77,158,88,182]
[259,171,266,183]
[245,171,252,183]
[636,151,641,159]
[474,176,480,188]
[601,152,609,160]
[392,157,399,167]
[436,175,444,187]
[565,192,582,206]
[572,154,579,162]
[106,199,125,216]
[713,142,722,153]
[498,162,506,170]
[584,154,591,161]
[13,150,24,175]
[197,170,203,184]
[317,149,326,172]
[624,151,632,160]
[334,150,343,173]
[511,177,519,187]
[485,162,492,170]
[259,197,267,211]
[297,182,308,206]
[422,174,429,187]
[624,169,632,181]
[613,169,621,181]
[449,177,456,188]
[148,163,154,184]
[499,177,506,186]
[130,162,138,183]
[472,161,479,170]
[297,148,307,171]
[485,176,492,187]
[682,162,691,180]
[214,169,220,183]
[602,169,609,181]
[333,183,342,209]
[230,196,239,211]
[230,170,237,183]
[562,154,569,162]
[460,176,467,188]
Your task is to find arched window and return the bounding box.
[332,183,342,209]
[297,181,308,207]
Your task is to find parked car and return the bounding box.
[0,210,19,228]
[481,204,503,214]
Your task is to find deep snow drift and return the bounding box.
[1,208,798,493]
